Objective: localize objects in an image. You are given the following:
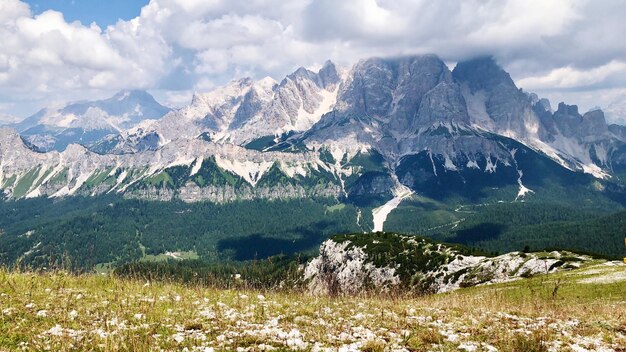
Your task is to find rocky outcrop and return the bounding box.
[304,233,591,295]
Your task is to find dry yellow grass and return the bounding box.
[0,262,625,351]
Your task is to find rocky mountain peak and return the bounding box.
[337,55,452,121]
[553,103,584,139]
[9,89,172,152]
[556,102,580,116]
[288,67,319,82]
[318,60,340,89]
[111,89,154,102]
[3,53,625,204]
[0,126,20,142]
[535,98,553,113]
[190,78,254,109]
[0,127,37,155]
[581,109,609,138]
[283,62,340,92]
[452,56,516,93]
[60,89,171,121]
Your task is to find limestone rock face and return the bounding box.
[304,233,592,295]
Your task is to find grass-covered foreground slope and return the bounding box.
[1,261,625,351]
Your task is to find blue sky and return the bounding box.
[24,0,148,27]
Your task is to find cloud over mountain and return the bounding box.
[1,0,625,117]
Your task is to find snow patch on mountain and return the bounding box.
[443,154,458,171]
[485,157,497,173]
[372,180,414,232]
[293,86,338,131]
[582,163,610,179]
[279,162,308,178]
[515,170,533,200]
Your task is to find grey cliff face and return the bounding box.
[453,57,539,139]
[304,55,510,166]
[553,103,583,138]
[336,55,452,131]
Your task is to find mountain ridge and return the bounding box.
[6,90,172,152]
[1,54,625,211]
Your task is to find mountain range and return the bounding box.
[2,55,626,205]
[9,90,171,152]
[2,54,626,269]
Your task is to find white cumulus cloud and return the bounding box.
[1,0,626,117]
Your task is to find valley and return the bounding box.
[1,54,626,272]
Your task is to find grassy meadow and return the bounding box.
[1,260,625,351]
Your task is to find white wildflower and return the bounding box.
[172,332,185,343]
[94,329,108,339]
[199,309,215,319]
[46,325,64,336]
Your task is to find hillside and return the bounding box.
[1,261,625,351]
[2,197,625,272]
[385,202,626,258]
[303,233,596,295]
